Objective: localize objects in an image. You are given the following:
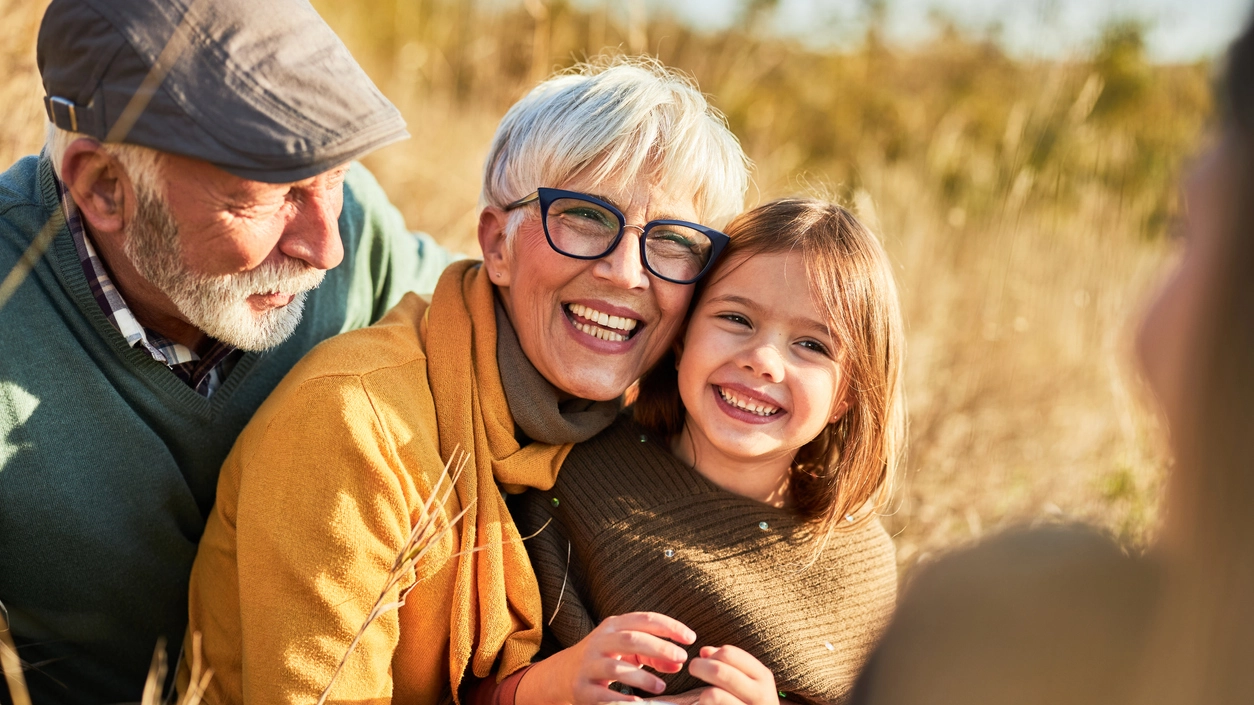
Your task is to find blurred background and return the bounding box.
[0,0,1240,572]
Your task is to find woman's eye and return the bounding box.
[567,207,612,224]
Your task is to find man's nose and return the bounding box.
[592,228,648,290]
[278,188,344,271]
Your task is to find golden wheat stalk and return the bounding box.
[316,449,474,705]
[0,600,31,705]
[139,633,213,705]
[316,448,552,704]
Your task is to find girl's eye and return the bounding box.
[798,339,831,356]
[718,313,751,327]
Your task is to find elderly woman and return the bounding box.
[184,58,749,704]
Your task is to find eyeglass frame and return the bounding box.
[503,187,731,285]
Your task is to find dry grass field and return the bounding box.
[0,0,1215,572]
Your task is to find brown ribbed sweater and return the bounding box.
[515,415,898,704]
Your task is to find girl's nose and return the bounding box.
[739,341,786,382]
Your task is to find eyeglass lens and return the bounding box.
[546,196,714,282]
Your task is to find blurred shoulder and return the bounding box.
[854,525,1158,705]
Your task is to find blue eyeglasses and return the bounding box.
[504,187,729,285]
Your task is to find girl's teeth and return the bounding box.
[718,386,780,416]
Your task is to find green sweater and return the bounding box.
[0,155,456,704]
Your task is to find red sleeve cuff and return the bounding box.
[468,664,534,705]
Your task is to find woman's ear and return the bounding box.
[477,206,512,286]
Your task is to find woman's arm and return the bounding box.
[190,373,441,704]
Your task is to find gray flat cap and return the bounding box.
[38,0,408,183]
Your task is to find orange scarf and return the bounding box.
[424,260,572,692]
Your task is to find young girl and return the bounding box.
[512,198,906,705]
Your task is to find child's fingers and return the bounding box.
[698,645,773,681]
[697,688,750,705]
[688,656,757,702]
[637,652,687,674]
[689,645,778,705]
[602,611,697,645]
[572,681,642,705]
[596,628,689,669]
[580,656,667,695]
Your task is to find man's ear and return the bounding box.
[477,206,512,287]
[61,139,130,237]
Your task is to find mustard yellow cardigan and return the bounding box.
[185,261,572,704]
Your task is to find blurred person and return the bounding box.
[0,0,462,701]
[847,11,1254,705]
[512,198,905,705]
[183,57,750,704]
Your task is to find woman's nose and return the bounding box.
[592,230,648,290]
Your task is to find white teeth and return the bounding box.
[718,386,780,417]
[574,320,627,342]
[567,303,639,332]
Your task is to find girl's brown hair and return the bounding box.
[634,197,906,556]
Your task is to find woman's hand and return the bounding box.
[687,645,780,705]
[518,612,696,705]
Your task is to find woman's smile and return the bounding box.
[563,300,643,344]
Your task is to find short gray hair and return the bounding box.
[45,122,166,199]
[482,57,750,230]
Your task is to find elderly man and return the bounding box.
[0,0,456,701]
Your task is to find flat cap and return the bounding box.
[38,0,409,183]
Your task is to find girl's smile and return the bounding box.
[673,250,849,502]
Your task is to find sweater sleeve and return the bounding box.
[231,374,422,704]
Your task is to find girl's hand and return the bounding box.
[687,645,780,705]
[519,612,696,705]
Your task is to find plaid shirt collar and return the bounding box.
[55,175,240,397]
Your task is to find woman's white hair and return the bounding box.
[482,56,750,231]
[45,122,166,199]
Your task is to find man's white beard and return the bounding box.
[123,187,326,352]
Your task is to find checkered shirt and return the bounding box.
[55,176,240,397]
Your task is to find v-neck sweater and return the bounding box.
[515,416,899,704]
[0,155,454,704]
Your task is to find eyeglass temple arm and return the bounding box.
[504,191,540,211]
